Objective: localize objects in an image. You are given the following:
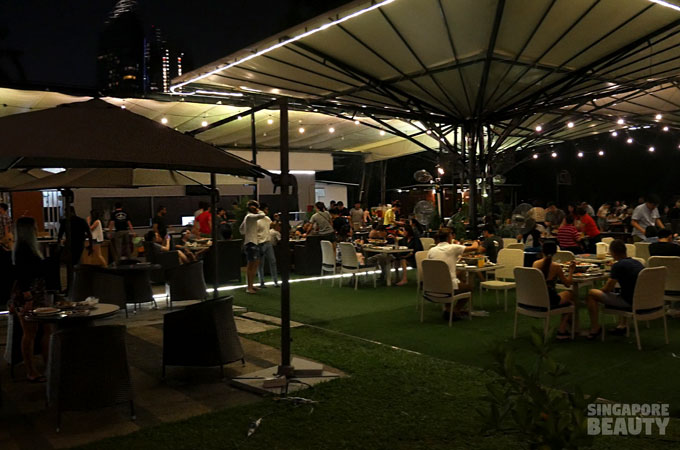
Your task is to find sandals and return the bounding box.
[586,327,602,340]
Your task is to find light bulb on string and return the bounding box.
[611,131,618,137]
[617,118,624,125]
[663,126,669,132]
[379,130,386,136]
[577,151,584,158]
[627,138,633,144]
[267,118,274,125]
[201,120,208,127]
[535,125,542,132]
[161,117,168,124]
[598,150,605,156]
[298,127,305,134]
[656,114,663,120]
[329,127,335,133]
[649,146,655,152]
[551,151,558,158]
[354,120,360,125]
[532,154,539,159]
[567,122,574,128]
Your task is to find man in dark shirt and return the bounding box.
[649,229,680,257]
[331,209,350,240]
[58,207,93,293]
[108,202,134,261]
[478,225,503,263]
[152,205,168,238]
[585,239,644,338]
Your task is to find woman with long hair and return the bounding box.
[9,217,52,381]
[531,241,575,340]
[87,209,108,266]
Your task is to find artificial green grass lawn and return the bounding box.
[232,273,680,415]
[79,326,680,450]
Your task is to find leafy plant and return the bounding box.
[231,196,251,239]
[447,209,467,240]
[478,328,596,449]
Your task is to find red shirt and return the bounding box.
[578,214,600,238]
[197,210,212,234]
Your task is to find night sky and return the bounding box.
[0,0,348,89]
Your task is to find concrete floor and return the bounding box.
[0,296,335,450]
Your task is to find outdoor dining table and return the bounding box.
[24,303,120,329]
[456,262,503,313]
[361,245,413,286]
[100,262,161,310]
[576,254,613,264]
[566,272,610,335]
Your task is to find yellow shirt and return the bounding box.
[383,208,395,226]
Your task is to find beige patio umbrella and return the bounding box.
[0,168,52,190]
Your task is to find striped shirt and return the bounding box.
[557,225,579,248]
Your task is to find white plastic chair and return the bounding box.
[502,238,518,249]
[632,257,646,267]
[625,243,636,258]
[601,266,668,350]
[420,237,435,251]
[421,259,471,327]
[634,242,651,263]
[648,256,680,306]
[480,248,524,311]
[601,237,614,245]
[506,242,525,250]
[596,242,609,256]
[338,242,376,290]
[320,240,337,286]
[414,250,429,308]
[513,267,575,340]
[553,250,575,263]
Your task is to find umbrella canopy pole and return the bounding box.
[62,189,74,294]
[277,97,293,376]
[210,173,219,299]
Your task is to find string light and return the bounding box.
[201,120,208,127]
[379,130,386,136]
[551,151,558,158]
[649,146,655,152]
[267,118,274,125]
[577,151,584,158]
[121,105,126,109]
[535,125,542,132]
[655,114,663,120]
[298,127,305,134]
[354,120,360,125]
[611,131,618,137]
[437,167,445,175]
[617,118,624,125]
[567,122,574,128]
[663,126,669,132]
[329,127,335,133]
[161,117,168,124]
[598,150,605,156]
[426,129,432,135]
[627,138,633,144]
[532,154,539,159]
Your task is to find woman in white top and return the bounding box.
[87,209,108,266]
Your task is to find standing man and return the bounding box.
[0,203,13,307]
[256,203,279,288]
[59,207,94,293]
[108,202,134,261]
[349,202,364,231]
[631,195,665,242]
[383,201,401,227]
[240,200,265,294]
[152,205,168,239]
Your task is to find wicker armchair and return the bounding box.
[202,240,243,285]
[143,241,180,284]
[46,325,134,432]
[165,260,208,308]
[162,296,244,378]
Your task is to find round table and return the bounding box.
[25,303,120,328]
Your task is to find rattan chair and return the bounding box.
[46,325,134,432]
[162,296,244,378]
[165,260,207,309]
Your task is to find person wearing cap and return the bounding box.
[239,200,266,294]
